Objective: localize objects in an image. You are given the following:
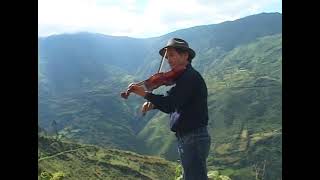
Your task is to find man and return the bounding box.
[129,38,211,180]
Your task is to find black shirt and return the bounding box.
[144,63,208,133]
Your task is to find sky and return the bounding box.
[38,0,282,38]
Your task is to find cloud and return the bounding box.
[38,0,281,38]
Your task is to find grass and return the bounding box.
[39,135,177,180]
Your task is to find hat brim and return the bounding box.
[159,45,196,60]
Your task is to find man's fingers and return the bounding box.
[141,104,147,113]
[141,102,152,113]
[146,102,153,111]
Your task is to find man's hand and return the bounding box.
[141,102,154,113]
[128,83,147,97]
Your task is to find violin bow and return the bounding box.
[142,48,167,116]
[157,48,167,73]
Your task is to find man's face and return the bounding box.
[165,47,189,69]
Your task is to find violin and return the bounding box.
[120,65,186,99]
[120,48,186,116]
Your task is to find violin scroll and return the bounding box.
[120,91,130,99]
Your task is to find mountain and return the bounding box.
[135,12,282,77]
[38,12,282,180]
[38,12,282,96]
[39,33,153,96]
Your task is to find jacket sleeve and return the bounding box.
[144,72,195,114]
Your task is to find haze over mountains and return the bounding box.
[38,12,282,179]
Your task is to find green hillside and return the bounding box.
[38,72,148,152]
[38,135,177,180]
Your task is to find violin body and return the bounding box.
[120,65,186,99]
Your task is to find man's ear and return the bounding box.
[183,52,189,61]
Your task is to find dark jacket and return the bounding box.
[144,63,208,133]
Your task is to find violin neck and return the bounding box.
[135,80,145,86]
